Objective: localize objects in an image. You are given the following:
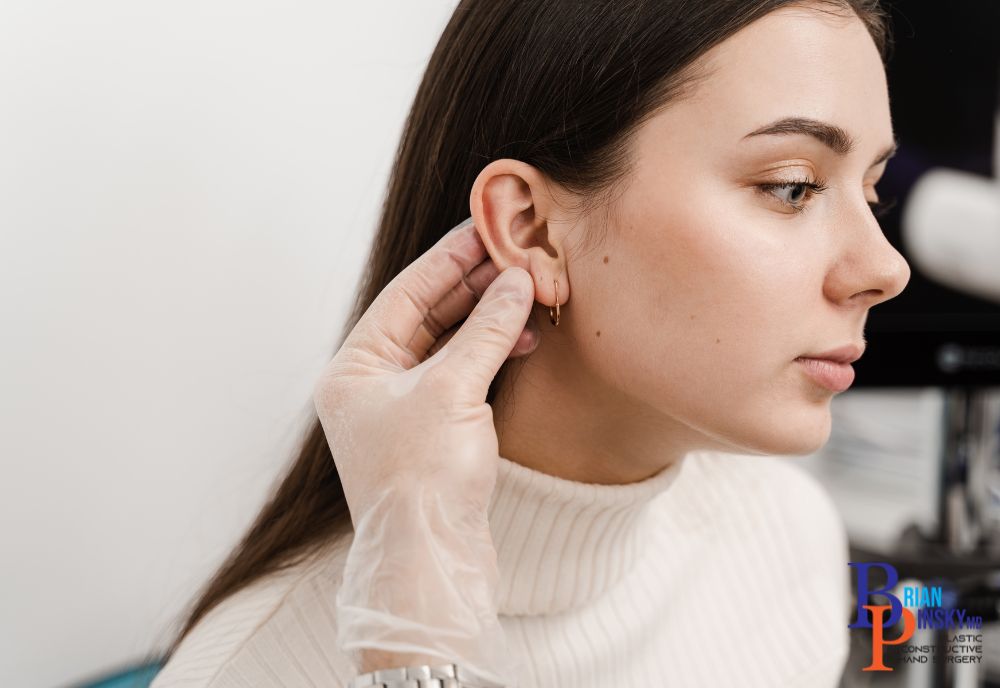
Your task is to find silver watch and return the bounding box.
[347,662,506,688]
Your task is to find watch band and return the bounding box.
[347,662,506,688]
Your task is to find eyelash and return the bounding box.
[755,177,898,218]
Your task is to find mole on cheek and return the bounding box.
[603,256,609,264]
[716,338,721,343]
[596,330,601,337]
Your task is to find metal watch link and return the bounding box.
[347,662,506,688]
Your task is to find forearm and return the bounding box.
[337,487,510,682]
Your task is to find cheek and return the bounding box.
[593,191,819,401]
[564,172,838,455]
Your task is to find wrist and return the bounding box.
[358,648,448,674]
[349,661,509,688]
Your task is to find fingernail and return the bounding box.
[511,318,540,358]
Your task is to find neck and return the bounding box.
[492,341,711,485]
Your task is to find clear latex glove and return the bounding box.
[312,216,542,687]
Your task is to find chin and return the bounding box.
[769,418,832,456]
[721,408,833,457]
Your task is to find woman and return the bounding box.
[149,0,910,686]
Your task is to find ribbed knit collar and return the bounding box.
[486,454,690,616]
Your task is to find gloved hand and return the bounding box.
[312,215,540,687]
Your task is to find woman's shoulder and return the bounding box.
[681,451,852,672]
[151,534,356,688]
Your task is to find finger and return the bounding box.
[407,256,500,361]
[347,216,492,365]
[426,314,539,361]
[436,266,535,402]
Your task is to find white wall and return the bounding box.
[0,2,457,686]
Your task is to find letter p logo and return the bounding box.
[863,605,916,671]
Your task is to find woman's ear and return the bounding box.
[469,158,568,313]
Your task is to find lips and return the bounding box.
[797,343,865,364]
[794,356,856,392]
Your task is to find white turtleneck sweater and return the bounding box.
[150,451,852,688]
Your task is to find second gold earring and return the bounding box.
[549,278,560,326]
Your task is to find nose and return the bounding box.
[824,201,912,308]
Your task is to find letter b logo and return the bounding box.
[849,562,903,628]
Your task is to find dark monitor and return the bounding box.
[854,1,1000,387]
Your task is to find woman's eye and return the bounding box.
[755,178,829,214]
[783,183,809,205]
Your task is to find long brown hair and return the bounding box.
[154,0,891,664]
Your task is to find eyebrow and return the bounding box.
[742,116,898,168]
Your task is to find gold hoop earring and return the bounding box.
[549,278,560,326]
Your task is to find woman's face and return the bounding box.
[474,4,912,479]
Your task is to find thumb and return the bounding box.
[443,266,535,402]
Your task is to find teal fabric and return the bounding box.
[72,662,164,688]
